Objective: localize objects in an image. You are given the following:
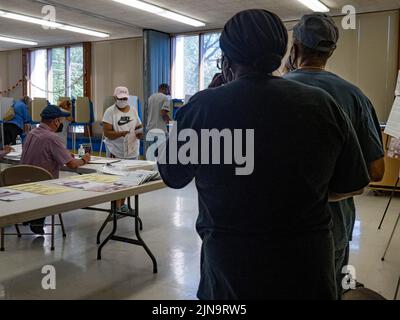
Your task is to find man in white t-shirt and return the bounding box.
[103,86,143,159]
[147,84,171,134]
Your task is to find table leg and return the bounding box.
[97,202,118,260]
[96,212,113,245]
[131,196,157,274]
[0,227,4,252]
[95,197,158,273]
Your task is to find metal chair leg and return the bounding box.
[395,276,400,300]
[58,214,67,238]
[379,177,399,230]
[382,210,400,261]
[15,225,22,238]
[51,216,55,251]
[0,227,4,252]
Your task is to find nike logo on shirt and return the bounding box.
[118,117,133,126]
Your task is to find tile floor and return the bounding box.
[0,179,399,300]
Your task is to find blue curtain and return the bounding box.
[143,29,171,132]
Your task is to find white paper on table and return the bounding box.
[116,170,161,186]
[53,180,128,192]
[88,159,121,165]
[101,161,158,177]
[385,96,400,138]
[123,132,137,158]
[0,188,39,201]
[395,70,400,96]
[101,165,127,176]
[6,144,22,158]
[101,160,156,173]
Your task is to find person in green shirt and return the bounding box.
[284,13,385,299]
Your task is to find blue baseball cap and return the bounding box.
[293,13,339,53]
[41,104,70,120]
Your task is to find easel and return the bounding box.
[395,276,400,300]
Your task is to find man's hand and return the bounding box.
[82,153,91,165]
[3,145,14,155]
[120,131,130,138]
[24,124,31,133]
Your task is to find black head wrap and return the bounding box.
[220,9,288,74]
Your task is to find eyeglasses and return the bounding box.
[216,56,223,70]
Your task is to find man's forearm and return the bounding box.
[104,131,124,140]
[329,188,365,202]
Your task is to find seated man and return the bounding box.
[21,105,91,235]
[0,146,13,159]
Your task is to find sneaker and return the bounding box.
[115,205,130,218]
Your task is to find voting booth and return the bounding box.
[70,97,93,153]
[31,98,48,123]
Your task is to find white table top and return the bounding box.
[1,156,156,175]
[0,179,166,228]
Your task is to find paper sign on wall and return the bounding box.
[385,97,400,138]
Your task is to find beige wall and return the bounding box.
[328,11,399,122]
[0,50,23,100]
[282,10,399,122]
[91,37,143,134]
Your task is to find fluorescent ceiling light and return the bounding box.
[296,0,330,12]
[0,35,38,46]
[59,26,109,38]
[112,0,206,27]
[0,10,109,38]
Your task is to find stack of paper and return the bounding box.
[117,170,161,186]
[52,171,160,192]
[5,144,22,159]
[100,160,156,176]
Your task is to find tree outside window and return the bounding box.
[28,45,84,104]
[172,32,222,100]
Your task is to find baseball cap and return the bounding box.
[114,86,129,99]
[293,13,339,53]
[41,105,71,120]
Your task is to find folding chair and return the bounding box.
[0,165,66,251]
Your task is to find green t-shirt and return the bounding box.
[285,70,384,249]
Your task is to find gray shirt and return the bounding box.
[147,92,171,133]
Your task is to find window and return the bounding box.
[201,33,221,90]
[172,32,221,99]
[28,45,84,104]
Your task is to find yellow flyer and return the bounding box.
[71,174,119,184]
[9,183,73,195]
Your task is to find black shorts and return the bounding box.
[3,123,23,145]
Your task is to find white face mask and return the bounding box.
[116,100,128,109]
